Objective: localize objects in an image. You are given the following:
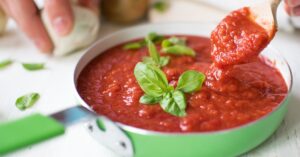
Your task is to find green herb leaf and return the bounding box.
[164,37,186,47]
[159,56,170,67]
[15,93,40,111]
[153,1,169,13]
[123,41,145,50]
[123,32,164,50]
[148,32,164,43]
[0,59,13,69]
[139,94,161,104]
[162,45,196,57]
[142,56,170,67]
[142,56,155,65]
[22,63,45,71]
[145,35,160,65]
[160,91,186,117]
[176,70,205,93]
[134,62,169,97]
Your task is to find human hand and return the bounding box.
[284,0,300,16]
[0,0,99,53]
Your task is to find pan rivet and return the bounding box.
[88,124,93,132]
[119,141,126,149]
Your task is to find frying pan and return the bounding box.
[73,23,293,157]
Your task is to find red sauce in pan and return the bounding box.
[77,35,287,132]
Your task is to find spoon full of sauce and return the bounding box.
[210,0,282,68]
[206,0,282,87]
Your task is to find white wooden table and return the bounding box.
[1,1,300,157]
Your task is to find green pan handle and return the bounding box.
[0,113,65,155]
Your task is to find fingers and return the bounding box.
[44,0,74,36]
[285,0,300,16]
[285,0,300,7]
[78,0,100,16]
[0,0,53,53]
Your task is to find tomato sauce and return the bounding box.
[77,35,287,132]
[211,7,270,68]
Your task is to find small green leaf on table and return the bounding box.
[0,59,13,69]
[22,63,45,71]
[15,93,40,111]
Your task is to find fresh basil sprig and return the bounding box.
[15,93,40,111]
[161,37,196,57]
[134,62,205,117]
[123,32,164,50]
[143,34,169,67]
[22,63,45,71]
[0,59,13,69]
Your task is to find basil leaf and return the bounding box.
[148,32,164,43]
[123,33,163,50]
[162,45,196,57]
[142,56,155,65]
[162,37,186,48]
[160,91,186,117]
[15,93,40,111]
[159,56,170,67]
[139,94,161,104]
[22,63,45,71]
[145,35,160,65]
[143,56,169,68]
[0,59,13,69]
[162,39,172,48]
[168,37,186,46]
[123,41,145,50]
[134,62,168,97]
[176,70,205,93]
[153,1,169,13]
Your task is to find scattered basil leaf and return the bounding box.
[162,45,196,57]
[22,63,45,71]
[0,59,13,69]
[139,94,161,104]
[123,41,145,50]
[134,62,168,97]
[160,91,186,117]
[15,93,40,111]
[153,1,169,13]
[176,70,205,93]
